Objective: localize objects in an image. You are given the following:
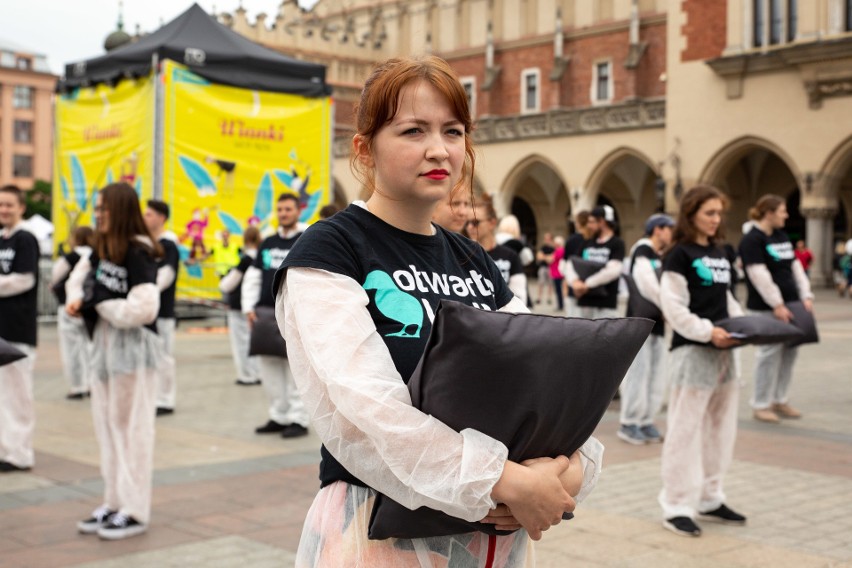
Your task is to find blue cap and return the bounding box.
[644,214,675,235]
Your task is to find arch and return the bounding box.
[584,146,659,246]
[699,135,801,188]
[497,154,572,242]
[820,134,852,200]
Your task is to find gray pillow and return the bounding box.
[715,315,804,346]
[367,300,654,540]
[786,301,818,347]
[0,338,27,367]
[570,257,608,298]
[622,273,662,320]
[248,306,287,358]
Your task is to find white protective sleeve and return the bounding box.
[508,273,528,305]
[279,268,602,519]
[219,269,244,294]
[95,283,161,329]
[632,257,661,309]
[156,265,176,292]
[660,272,714,343]
[50,257,72,288]
[727,289,744,318]
[744,264,784,309]
[519,247,535,267]
[241,266,262,314]
[564,260,579,285]
[0,273,36,297]
[65,255,92,304]
[584,259,624,289]
[791,260,814,301]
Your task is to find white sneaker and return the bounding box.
[97,512,147,540]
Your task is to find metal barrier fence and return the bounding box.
[37,258,59,322]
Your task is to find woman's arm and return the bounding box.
[744,264,784,309]
[219,268,244,294]
[95,283,160,329]
[660,271,713,343]
[508,273,528,305]
[633,257,662,308]
[50,257,72,288]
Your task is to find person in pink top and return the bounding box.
[549,236,565,311]
[794,240,813,275]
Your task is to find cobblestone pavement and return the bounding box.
[1,289,850,567]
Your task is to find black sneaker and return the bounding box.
[0,461,32,473]
[663,516,702,537]
[235,378,261,386]
[155,407,174,416]
[281,424,309,438]
[255,420,288,434]
[66,391,90,400]
[698,504,747,525]
[97,512,147,540]
[78,506,116,534]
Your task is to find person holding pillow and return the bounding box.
[274,56,603,566]
[659,185,746,538]
[739,194,813,423]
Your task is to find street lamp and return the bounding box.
[654,176,666,212]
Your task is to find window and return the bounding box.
[754,0,765,46]
[770,0,783,44]
[788,0,798,41]
[13,155,33,178]
[847,0,852,31]
[460,77,476,118]
[593,61,613,103]
[16,57,32,71]
[521,69,540,113]
[14,120,33,144]
[12,86,33,109]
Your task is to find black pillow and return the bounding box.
[569,257,608,298]
[248,306,287,358]
[0,338,27,367]
[715,315,804,346]
[785,301,819,347]
[621,273,662,320]
[367,300,654,540]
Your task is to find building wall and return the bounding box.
[0,64,55,188]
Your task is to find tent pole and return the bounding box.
[152,52,163,201]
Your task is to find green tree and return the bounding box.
[25,179,52,220]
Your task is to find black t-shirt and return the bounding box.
[537,244,555,268]
[563,233,584,297]
[488,244,523,285]
[0,229,39,346]
[254,231,302,308]
[628,243,664,336]
[277,204,513,491]
[85,244,159,335]
[157,238,180,319]
[663,242,732,350]
[577,236,625,308]
[739,228,799,311]
[52,251,82,306]
[227,254,254,311]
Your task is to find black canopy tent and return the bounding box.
[58,3,331,97]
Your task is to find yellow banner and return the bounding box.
[52,77,154,254]
[161,60,332,299]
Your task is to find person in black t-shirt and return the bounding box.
[273,57,600,566]
[535,232,556,306]
[618,214,674,446]
[65,182,162,540]
[659,185,746,538]
[565,205,625,318]
[50,225,95,400]
[431,187,471,234]
[739,195,814,423]
[219,226,261,386]
[0,185,39,473]
[144,200,181,416]
[561,210,590,316]
[467,195,527,303]
[242,193,309,439]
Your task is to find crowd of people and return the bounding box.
[0,54,826,563]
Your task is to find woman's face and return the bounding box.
[766,203,788,230]
[432,191,472,233]
[692,197,724,240]
[0,192,24,228]
[94,194,110,233]
[360,79,466,207]
[465,212,496,244]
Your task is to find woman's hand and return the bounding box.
[710,326,739,349]
[490,457,574,541]
[773,304,793,323]
[66,299,82,318]
[522,451,584,497]
[802,299,814,313]
[572,280,588,298]
[479,504,522,532]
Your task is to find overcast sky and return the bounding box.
[0,0,318,75]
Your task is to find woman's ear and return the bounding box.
[353,135,374,168]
